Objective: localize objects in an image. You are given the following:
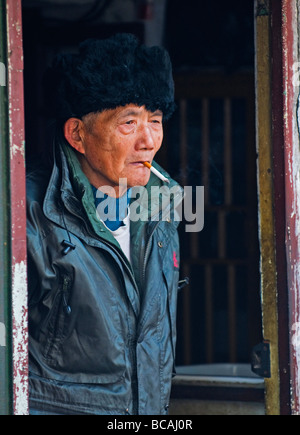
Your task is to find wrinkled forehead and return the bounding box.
[81,104,163,128]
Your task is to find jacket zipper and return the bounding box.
[140,221,161,289]
[139,188,183,288]
[43,274,72,360]
[62,275,72,315]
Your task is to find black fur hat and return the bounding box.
[45,33,176,122]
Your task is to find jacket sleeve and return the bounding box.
[27,248,39,306]
[26,171,56,305]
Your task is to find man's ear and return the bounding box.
[64,118,85,155]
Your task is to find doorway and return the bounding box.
[21,0,264,414]
[22,0,262,367]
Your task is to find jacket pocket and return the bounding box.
[43,275,72,364]
[40,268,128,385]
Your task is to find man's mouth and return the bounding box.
[130,161,151,167]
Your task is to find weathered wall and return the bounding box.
[282,0,300,415]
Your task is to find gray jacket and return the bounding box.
[27,136,183,415]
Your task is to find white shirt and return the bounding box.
[104,212,131,263]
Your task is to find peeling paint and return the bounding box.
[10,141,25,161]
[282,0,300,415]
[5,0,28,415]
[12,261,28,416]
[292,320,300,359]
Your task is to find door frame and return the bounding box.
[280,0,300,415]
[255,0,300,415]
[0,0,28,415]
[255,0,280,415]
[1,0,300,416]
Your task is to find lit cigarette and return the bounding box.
[143,162,170,184]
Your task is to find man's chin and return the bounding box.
[126,174,151,189]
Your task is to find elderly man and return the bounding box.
[27,34,182,415]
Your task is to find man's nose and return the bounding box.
[135,124,155,150]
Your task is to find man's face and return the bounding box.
[74,105,164,196]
